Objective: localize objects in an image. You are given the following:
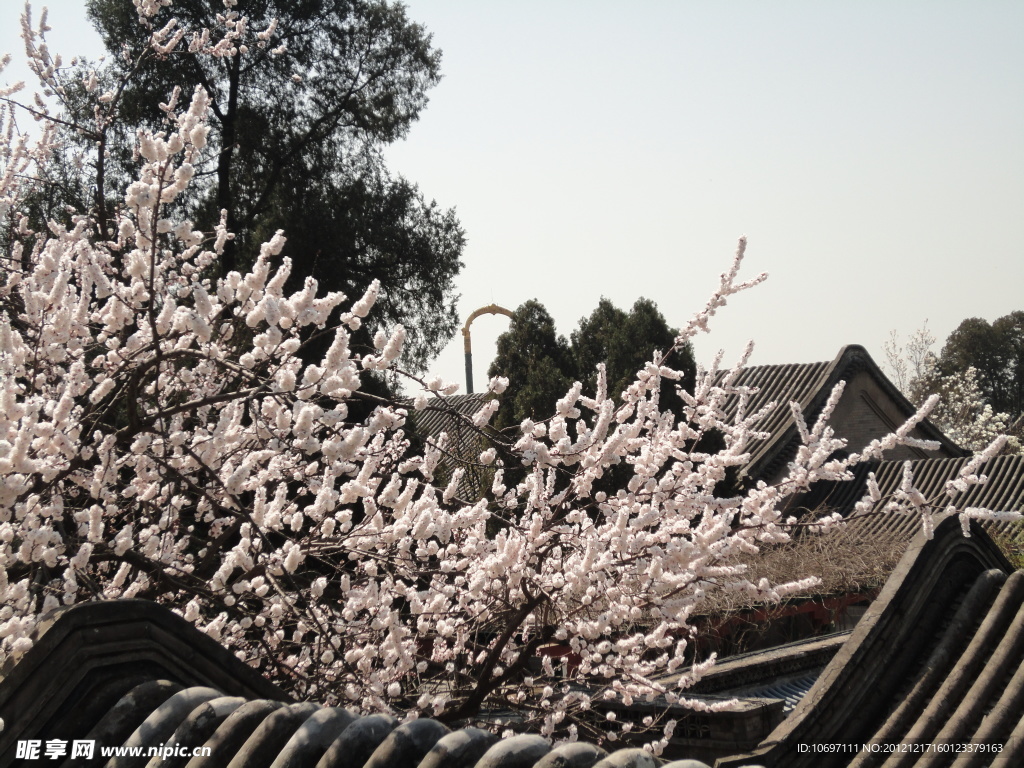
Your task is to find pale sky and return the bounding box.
[4,1,1023,393]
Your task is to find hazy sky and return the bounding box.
[4,1,1022,393]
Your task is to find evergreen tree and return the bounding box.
[572,297,695,404]
[939,312,1024,423]
[69,0,465,371]
[886,322,1021,452]
[489,297,695,431]
[488,300,573,431]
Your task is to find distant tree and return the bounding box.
[489,297,695,431]
[488,301,573,431]
[939,312,1024,423]
[572,297,695,406]
[28,0,466,372]
[885,323,1020,453]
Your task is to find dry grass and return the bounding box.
[696,517,910,618]
[991,520,1024,570]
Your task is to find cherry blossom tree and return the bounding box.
[885,325,1021,454]
[1,3,1017,752]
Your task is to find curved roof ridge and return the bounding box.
[726,345,966,485]
[720,514,1014,767]
[829,344,964,456]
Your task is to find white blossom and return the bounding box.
[0,5,1013,751]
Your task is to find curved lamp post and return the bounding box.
[462,304,513,393]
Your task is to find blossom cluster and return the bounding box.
[885,324,1020,454]
[1,2,1016,752]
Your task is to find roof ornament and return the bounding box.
[461,304,513,393]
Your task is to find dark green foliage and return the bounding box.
[488,297,695,432]
[571,297,695,413]
[77,0,464,371]
[488,301,572,431]
[939,311,1024,421]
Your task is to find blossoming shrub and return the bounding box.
[885,325,1020,453]
[0,2,1016,750]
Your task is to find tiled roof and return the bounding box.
[407,394,492,446]
[718,359,833,462]
[740,672,821,713]
[721,513,1023,767]
[406,393,495,501]
[0,602,766,768]
[7,522,1021,767]
[716,345,965,484]
[794,453,1024,543]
